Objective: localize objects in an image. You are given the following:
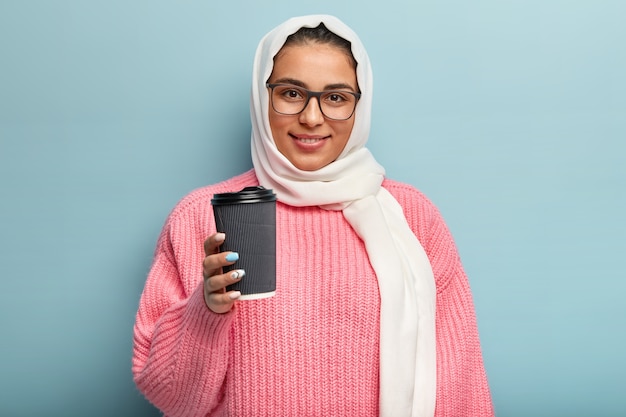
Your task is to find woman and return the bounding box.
[133,15,494,417]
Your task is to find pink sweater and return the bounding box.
[132,170,494,417]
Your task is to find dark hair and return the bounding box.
[277,23,357,68]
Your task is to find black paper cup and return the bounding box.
[211,186,276,300]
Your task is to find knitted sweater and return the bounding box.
[132,170,494,417]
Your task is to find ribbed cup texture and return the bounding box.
[213,201,276,296]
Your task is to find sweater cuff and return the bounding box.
[185,282,235,345]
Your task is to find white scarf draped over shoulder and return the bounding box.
[250,14,437,417]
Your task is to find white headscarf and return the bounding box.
[250,15,437,417]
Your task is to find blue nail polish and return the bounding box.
[225,252,239,262]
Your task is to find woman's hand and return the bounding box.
[202,233,244,314]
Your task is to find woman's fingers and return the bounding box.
[203,270,244,314]
[205,289,242,314]
[204,232,225,256]
[202,233,243,313]
[204,269,245,293]
[203,250,239,278]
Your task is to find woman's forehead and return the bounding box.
[268,44,358,89]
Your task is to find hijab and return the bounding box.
[250,15,437,417]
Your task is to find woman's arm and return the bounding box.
[386,180,494,416]
[425,205,495,417]
[132,215,234,416]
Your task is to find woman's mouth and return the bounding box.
[290,134,329,144]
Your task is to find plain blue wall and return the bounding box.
[1,1,624,416]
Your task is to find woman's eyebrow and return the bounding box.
[324,83,357,92]
[272,78,307,87]
[272,78,357,92]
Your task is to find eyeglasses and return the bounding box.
[266,82,361,121]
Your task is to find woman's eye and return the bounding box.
[325,92,349,104]
[282,89,304,99]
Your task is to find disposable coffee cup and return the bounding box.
[211,186,277,300]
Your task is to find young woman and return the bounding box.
[133,15,494,417]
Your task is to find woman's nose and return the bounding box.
[298,97,325,126]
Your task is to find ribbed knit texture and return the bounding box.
[132,170,494,417]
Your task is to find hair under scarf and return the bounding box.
[250,15,437,417]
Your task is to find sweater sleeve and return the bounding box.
[132,211,234,416]
[424,204,495,417]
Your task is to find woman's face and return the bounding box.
[267,43,358,171]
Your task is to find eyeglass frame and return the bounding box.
[266,82,361,121]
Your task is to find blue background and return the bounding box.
[1,1,624,416]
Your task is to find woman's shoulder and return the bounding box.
[382,177,437,213]
[168,169,259,221]
[381,177,448,242]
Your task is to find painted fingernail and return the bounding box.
[229,291,241,300]
[215,233,225,242]
[225,252,239,262]
[230,270,245,280]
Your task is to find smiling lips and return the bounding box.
[290,133,329,144]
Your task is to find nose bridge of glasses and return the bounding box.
[300,92,325,121]
[305,91,325,114]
